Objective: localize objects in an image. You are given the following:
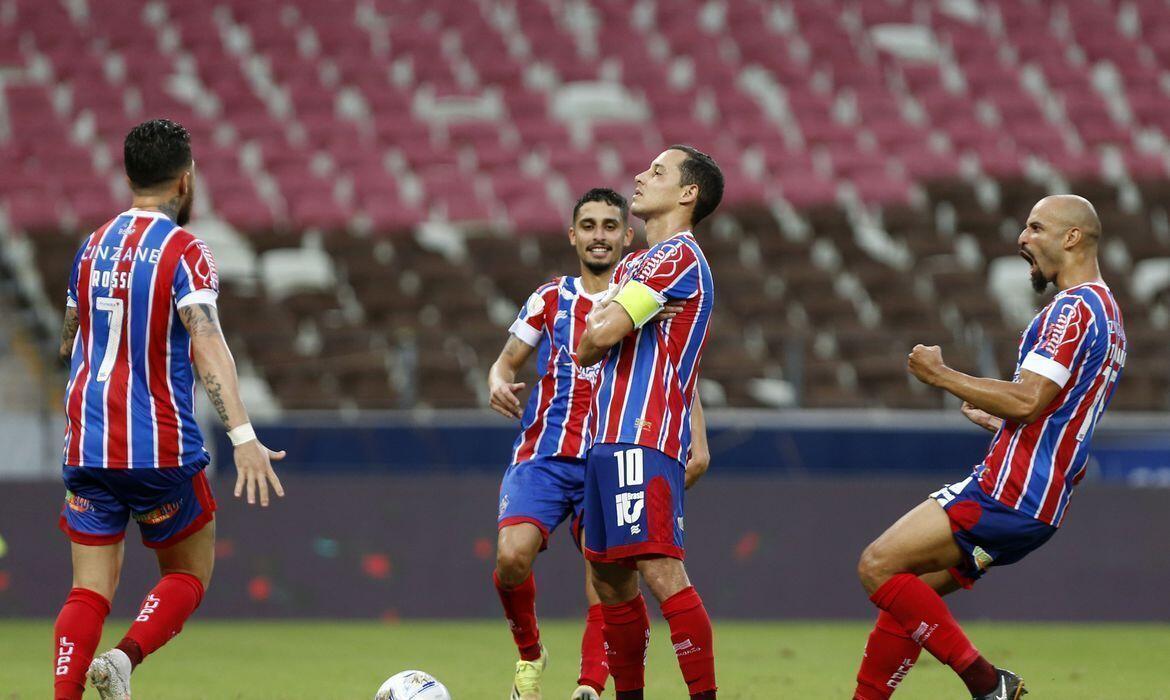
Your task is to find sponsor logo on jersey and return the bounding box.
[635,240,686,281]
[498,494,510,517]
[574,363,600,382]
[555,310,569,322]
[132,500,182,525]
[633,418,654,432]
[526,292,545,317]
[193,240,219,289]
[1042,302,1083,355]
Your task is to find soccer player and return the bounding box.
[51,119,285,700]
[488,188,689,700]
[851,195,1125,700]
[575,146,724,700]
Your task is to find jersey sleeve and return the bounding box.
[173,239,220,308]
[508,283,554,347]
[66,239,87,308]
[614,241,700,328]
[1020,295,1095,388]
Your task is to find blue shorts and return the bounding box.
[59,460,216,549]
[583,443,685,563]
[497,456,586,550]
[931,476,1057,588]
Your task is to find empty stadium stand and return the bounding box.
[2,0,1168,411]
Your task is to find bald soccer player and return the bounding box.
[850,195,1126,700]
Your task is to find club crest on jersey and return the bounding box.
[1041,302,1082,355]
[133,499,182,525]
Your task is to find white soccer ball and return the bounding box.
[374,670,451,700]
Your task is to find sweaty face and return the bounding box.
[630,149,689,221]
[570,201,629,274]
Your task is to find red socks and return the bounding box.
[117,573,204,667]
[601,594,650,693]
[494,571,542,661]
[870,574,996,695]
[661,586,717,698]
[578,603,609,693]
[53,587,111,700]
[853,611,922,699]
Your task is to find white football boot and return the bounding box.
[570,685,601,700]
[87,648,132,700]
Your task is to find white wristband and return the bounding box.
[227,423,257,446]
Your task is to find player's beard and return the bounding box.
[176,193,193,227]
[1030,266,1050,293]
[584,258,614,275]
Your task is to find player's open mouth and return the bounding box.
[588,245,612,257]
[1020,248,1037,268]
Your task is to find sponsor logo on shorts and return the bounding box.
[65,490,91,513]
[677,517,685,531]
[132,500,182,525]
[615,491,644,527]
[973,546,994,571]
[498,494,510,517]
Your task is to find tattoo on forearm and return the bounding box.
[179,303,221,337]
[59,308,79,364]
[201,370,231,424]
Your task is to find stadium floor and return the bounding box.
[7,619,1169,699]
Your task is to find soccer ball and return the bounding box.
[374,670,451,700]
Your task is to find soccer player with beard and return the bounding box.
[51,119,285,700]
[852,195,1126,700]
[575,146,723,700]
[489,188,697,700]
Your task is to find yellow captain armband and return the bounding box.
[613,280,666,329]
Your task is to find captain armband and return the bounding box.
[613,280,666,329]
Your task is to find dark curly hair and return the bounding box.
[572,187,629,224]
[124,119,192,190]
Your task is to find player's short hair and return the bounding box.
[572,187,629,224]
[124,119,192,190]
[668,144,724,226]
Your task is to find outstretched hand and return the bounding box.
[233,440,286,507]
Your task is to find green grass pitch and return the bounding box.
[5,619,1169,699]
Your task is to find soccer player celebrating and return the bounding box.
[575,146,724,700]
[852,195,1125,700]
[488,188,688,700]
[51,119,285,700]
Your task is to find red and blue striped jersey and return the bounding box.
[979,282,1126,526]
[63,209,220,469]
[508,276,602,465]
[587,232,713,463]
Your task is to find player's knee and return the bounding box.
[495,546,534,587]
[857,542,892,592]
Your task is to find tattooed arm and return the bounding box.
[487,335,536,419]
[58,307,79,366]
[179,303,285,506]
